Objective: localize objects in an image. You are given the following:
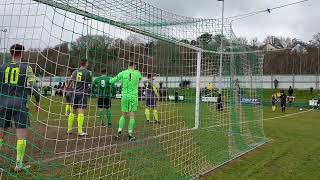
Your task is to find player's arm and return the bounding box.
[109,71,123,84]
[27,66,40,111]
[67,70,76,88]
[152,84,159,97]
[87,71,93,94]
[91,77,98,95]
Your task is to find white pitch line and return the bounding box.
[263,109,313,121]
[35,109,316,164]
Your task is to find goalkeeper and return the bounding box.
[144,74,159,123]
[92,69,116,127]
[0,44,40,171]
[110,62,142,141]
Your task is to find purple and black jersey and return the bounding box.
[144,80,159,107]
[70,68,92,95]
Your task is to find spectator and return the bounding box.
[274,79,279,89]
[310,87,314,94]
[288,86,294,96]
[288,86,294,105]
[175,91,179,103]
[216,94,223,111]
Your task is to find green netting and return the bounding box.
[0,0,267,179]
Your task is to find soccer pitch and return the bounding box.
[1,89,318,179]
[1,91,265,179]
[203,106,320,179]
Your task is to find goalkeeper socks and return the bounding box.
[99,110,104,125]
[0,138,3,150]
[67,113,75,132]
[118,116,125,132]
[107,110,112,125]
[272,106,276,112]
[153,109,159,122]
[16,139,26,166]
[77,113,85,133]
[128,118,135,136]
[145,108,150,121]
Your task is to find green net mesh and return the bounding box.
[0,0,267,179]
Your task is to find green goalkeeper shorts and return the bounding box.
[121,96,138,112]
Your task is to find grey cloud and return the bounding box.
[146,0,319,42]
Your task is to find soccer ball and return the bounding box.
[299,108,303,111]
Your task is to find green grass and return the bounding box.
[203,107,320,180]
[1,89,319,179]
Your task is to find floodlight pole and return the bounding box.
[83,17,89,60]
[317,46,320,90]
[218,0,224,93]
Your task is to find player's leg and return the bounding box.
[97,98,105,125]
[128,97,138,141]
[102,98,112,128]
[116,112,126,138]
[106,108,112,128]
[104,98,112,127]
[152,107,159,123]
[128,112,136,141]
[272,105,276,111]
[0,108,12,150]
[76,94,88,136]
[14,109,31,171]
[67,95,77,134]
[145,98,150,122]
[65,93,70,115]
[77,108,86,135]
[117,97,128,136]
[151,98,159,123]
[0,109,5,150]
[67,108,76,134]
[145,107,150,122]
[0,128,4,150]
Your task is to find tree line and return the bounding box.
[0,32,319,76]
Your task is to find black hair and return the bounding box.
[10,44,25,57]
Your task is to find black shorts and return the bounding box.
[0,107,30,129]
[65,92,73,103]
[145,97,157,108]
[97,97,111,109]
[281,103,286,108]
[73,93,88,109]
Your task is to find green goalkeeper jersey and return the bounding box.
[110,69,142,98]
[92,76,116,98]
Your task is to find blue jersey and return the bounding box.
[0,62,36,109]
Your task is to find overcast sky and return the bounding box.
[0,0,318,50]
[145,0,318,42]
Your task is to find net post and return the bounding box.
[195,51,201,129]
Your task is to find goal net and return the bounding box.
[0,0,267,179]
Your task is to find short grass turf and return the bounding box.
[202,107,320,180]
[1,89,319,179]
